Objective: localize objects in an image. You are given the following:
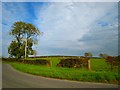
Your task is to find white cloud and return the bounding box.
[2,2,118,57]
[35,2,116,40]
[34,2,118,56]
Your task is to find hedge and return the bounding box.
[57,57,90,69]
[2,58,51,66]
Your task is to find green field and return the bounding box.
[6,57,119,84]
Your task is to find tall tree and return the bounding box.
[84,52,93,58]
[99,53,108,59]
[8,21,42,58]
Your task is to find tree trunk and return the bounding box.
[25,34,27,59]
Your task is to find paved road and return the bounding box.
[0,60,2,89]
[2,63,119,88]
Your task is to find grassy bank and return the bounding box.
[6,57,119,84]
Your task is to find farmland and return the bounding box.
[3,57,119,84]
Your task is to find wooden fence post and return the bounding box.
[88,59,91,70]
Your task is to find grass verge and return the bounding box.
[7,61,118,84]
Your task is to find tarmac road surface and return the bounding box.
[2,63,119,88]
[0,59,2,89]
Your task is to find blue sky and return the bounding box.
[1,2,118,57]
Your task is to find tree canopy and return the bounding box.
[8,21,42,58]
[99,53,108,59]
[84,52,93,58]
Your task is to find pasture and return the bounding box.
[4,57,119,84]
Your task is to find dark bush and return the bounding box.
[2,58,51,66]
[2,58,18,62]
[57,57,89,69]
[105,56,120,70]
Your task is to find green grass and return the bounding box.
[47,57,60,67]
[91,58,118,72]
[6,57,119,84]
[27,57,60,67]
[91,58,111,71]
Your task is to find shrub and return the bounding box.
[57,57,89,69]
[2,58,51,66]
[105,56,119,70]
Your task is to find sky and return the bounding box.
[1,1,118,57]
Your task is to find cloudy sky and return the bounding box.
[1,1,118,57]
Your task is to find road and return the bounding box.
[0,59,2,89]
[2,63,119,88]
